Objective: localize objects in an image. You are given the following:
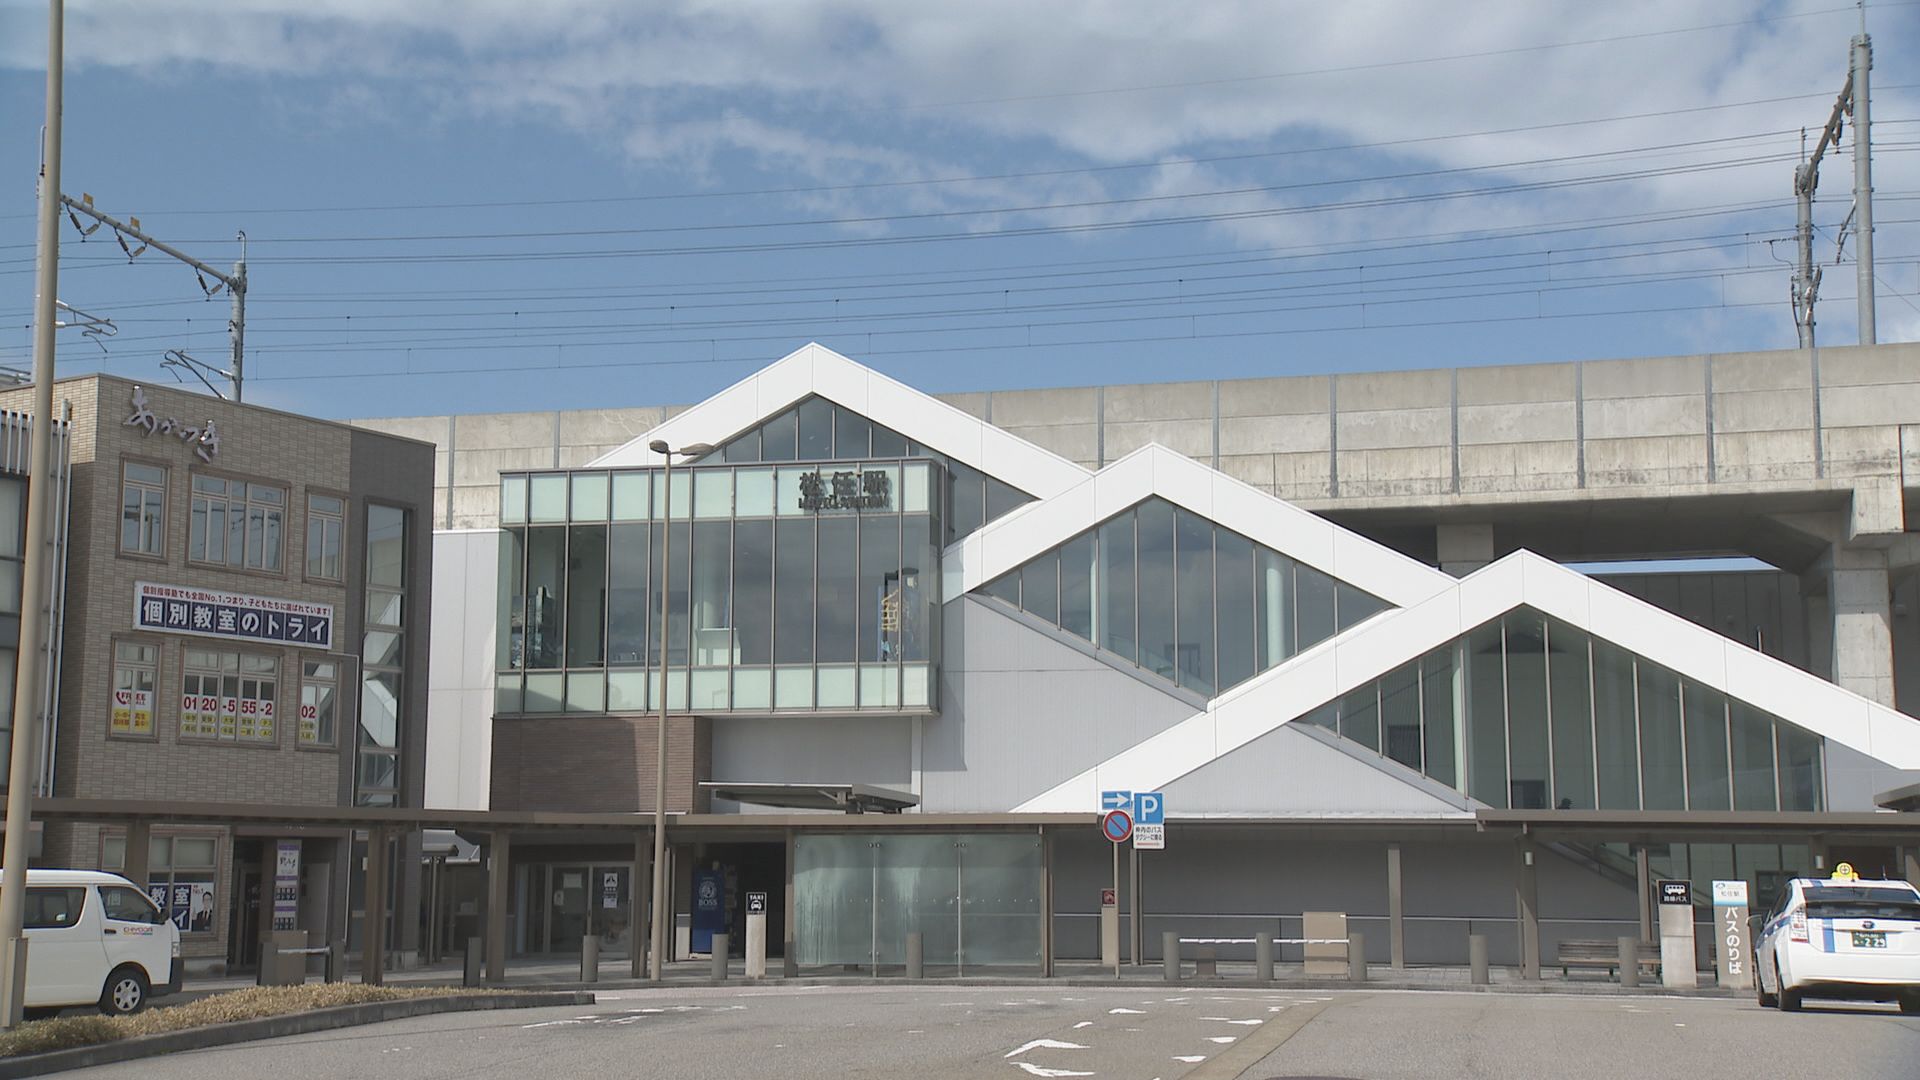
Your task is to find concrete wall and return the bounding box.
[425,529,497,810]
[352,342,1920,543]
[707,715,913,813]
[922,597,1199,813]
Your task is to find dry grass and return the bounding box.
[0,984,490,1058]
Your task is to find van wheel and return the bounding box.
[1899,990,1920,1015]
[99,965,149,1016]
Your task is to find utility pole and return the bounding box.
[60,195,247,401]
[1790,30,1875,347]
[1851,31,1875,343]
[1,0,63,1029]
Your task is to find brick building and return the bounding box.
[0,375,433,972]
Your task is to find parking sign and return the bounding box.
[1134,792,1164,825]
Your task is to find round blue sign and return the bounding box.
[1101,809,1133,844]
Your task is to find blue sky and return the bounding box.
[3,1,1919,420]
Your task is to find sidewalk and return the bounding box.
[180,955,1743,999]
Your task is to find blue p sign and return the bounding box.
[1135,791,1164,825]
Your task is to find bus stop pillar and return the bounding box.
[485,831,511,983]
[1515,835,1540,981]
[362,827,388,986]
[1387,842,1405,970]
[632,830,650,979]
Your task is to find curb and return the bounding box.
[494,974,1742,998]
[0,991,594,1078]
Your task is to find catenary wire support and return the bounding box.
[1790,28,1875,347]
[57,193,247,400]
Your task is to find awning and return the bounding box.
[700,782,920,814]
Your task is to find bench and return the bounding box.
[1556,939,1660,978]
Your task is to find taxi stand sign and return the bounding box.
[1133,791,1166,850]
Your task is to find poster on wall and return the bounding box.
[157,881,218,933]
[111,689,154,736]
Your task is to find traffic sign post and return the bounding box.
[1098,795,1133,978]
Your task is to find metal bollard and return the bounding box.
[1255,933,1274,982]
[711,934,729,981]
[462,937,481,987]
[330,940,349,985]
[906,932,924,979]
[581,934,599,983]
[1348,931,1367,982]
[1468,934,1489,986]
[1163,932,1180,983]
[1618,937,1640,987]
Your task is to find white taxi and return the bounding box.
[2,868,182,1018]
[1754,868,1920,1013]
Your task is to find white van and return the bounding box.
[4,869,181,1018]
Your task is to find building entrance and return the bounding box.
[517,862,635,956]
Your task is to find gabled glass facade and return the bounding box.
[700,395,1033,543]
[1299,608,1826,811]
[973,497,1390,696]
[497,458,943,715]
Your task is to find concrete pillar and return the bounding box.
[1162,932,1180,983]
[1904,847,1919,889]
[1515,836,1540,981]
[1387,842,1405,970]
[1468,935,1489,984]
[1831,546,1896,706]
[1347,932,1367,982]
[1437,523,1495,577]
[362,827,387,986]
[1619,937,1641,987]
[1255,933,1274,981]
[1804,583,1835,682]
[485,831,510,983]
[710,934,728,981]
[905,932,923,979]
[122,821,150,891]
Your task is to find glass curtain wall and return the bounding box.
[699,396,1032,544]
[792,833,1043,970]
[1298,608,1826,812]
[974,497,1390,697]
[498,459,943,714]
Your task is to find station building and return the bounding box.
[0,375,435,972]
[387,342,1920,973]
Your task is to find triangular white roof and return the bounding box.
[589,342,1920,803]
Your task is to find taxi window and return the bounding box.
[1802,885,1920,920]
[24,887,87,929]
[99,885,167,925]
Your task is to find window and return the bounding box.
[357,505,407,806]
[306,493,345,581]
[99,885,165,925]
[180,648,277,743]
[101,832,220,933]
[189,475,285,571]
[24,887,86,929]
[300,659,338,746]
[120,462,166,556]
[110,641,158,738]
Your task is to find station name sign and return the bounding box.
[796,468,891,512]
[134,581,333,649]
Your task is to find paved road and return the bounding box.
[65,984,1920,1080]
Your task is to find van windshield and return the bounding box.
[1803,885,1920,921]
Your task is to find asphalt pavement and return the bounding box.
[55,983,1920,1080]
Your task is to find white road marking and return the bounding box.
[1012,1064,1094,1078]
[1073,1021,1094,1029]
[1206,1036,1237,1044]
[1108,1007,1146,1014]
[1005,1039,1089,1058]
[1227,1019,1263,1025]
[1173,1055,1206,1063]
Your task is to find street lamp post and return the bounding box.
[647,439,710,981]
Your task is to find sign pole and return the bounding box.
[1111,839,1120,979]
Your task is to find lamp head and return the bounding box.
[648,439,670,454]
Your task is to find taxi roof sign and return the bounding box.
[1830,861,1860,881]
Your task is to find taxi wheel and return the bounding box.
[1755,973,1776,1008]
[1899,991,1920,1015]
[99,965,149,1016]
[1773,963,1801,1011]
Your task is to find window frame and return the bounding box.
[187,470,289,576]
[297,655,348,750]
[303,489,348,585]
[177,645,281,746]
[107,635,162,742]
[118,456,169,560]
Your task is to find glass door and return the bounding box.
[550,866,591,954]
[590,866,633,957]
